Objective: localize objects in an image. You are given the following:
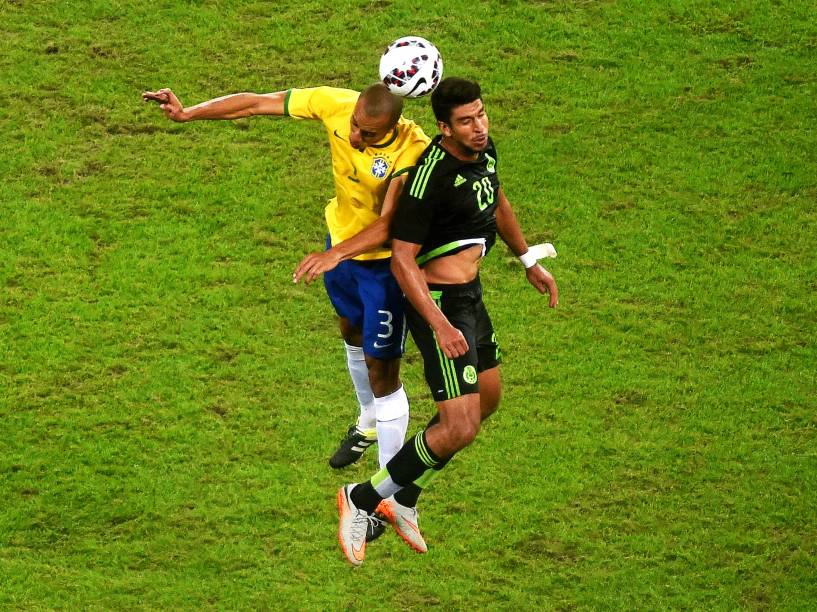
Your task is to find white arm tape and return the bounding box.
[519,243,557,268]
[519,250,538,268]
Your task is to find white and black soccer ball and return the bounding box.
[379,36,443,98]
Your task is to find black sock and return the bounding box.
[393,453,452,507]
[386,430,442,484]
[350,481,383,514]
[393,413,449,508]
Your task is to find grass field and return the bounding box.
[2,0,816,608]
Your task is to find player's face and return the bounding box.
[440,99,489,155]
[349,101,394,151]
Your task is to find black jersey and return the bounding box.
[391,135,500,266]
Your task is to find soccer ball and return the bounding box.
[379,36,443,98]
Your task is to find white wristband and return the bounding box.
[519,242,558,269]
[519,250,538,269]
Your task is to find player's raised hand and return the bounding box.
[526,264,559,308]
[142,88,187,122]
[435,321,469,359]
[292,250,343,285]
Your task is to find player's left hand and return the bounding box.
[526,264,559,307]
[292,251,343,285]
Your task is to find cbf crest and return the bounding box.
[371,157,390,179]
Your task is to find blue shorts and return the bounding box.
[323,242,407,360]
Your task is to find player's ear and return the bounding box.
[437,121,452,137]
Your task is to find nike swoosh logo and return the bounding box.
[333,129,345,141]
[343,491,366,560]
[373,341,393,349]
[338,488,366,563]
[382,504,422,539]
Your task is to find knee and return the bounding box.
[479,373,502,421]
[339,318,362,346]
[366,357,401,397]
[481,395,500,420]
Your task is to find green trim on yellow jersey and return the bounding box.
[370,128,399,149]
[284,89,293,116]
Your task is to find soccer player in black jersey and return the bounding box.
[336,77,559,565]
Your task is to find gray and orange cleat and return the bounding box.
[377,497,428,553]
[337,484,375,566]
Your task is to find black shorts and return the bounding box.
[406,276,501,402]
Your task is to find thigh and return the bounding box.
[474,298,501,372]
[323,257,364,329]
[477,366,501,421]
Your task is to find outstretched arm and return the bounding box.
[495,187,559,307]
[391,240,469,359]
[292,175,408,284]
[142,88,286,122]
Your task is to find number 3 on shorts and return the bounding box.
[377,309,393,339]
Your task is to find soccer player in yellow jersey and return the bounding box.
[142,85,430,537]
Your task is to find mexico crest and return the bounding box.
[485,153,496,174]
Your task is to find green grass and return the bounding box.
[2,0,816,608]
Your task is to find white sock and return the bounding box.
[358,401,376,433]
[374,385,410,468]
[345,343,376,431]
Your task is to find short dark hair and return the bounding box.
[360,83,404,127]
[431,77,482,123]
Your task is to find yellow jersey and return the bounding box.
[285,87,430,260]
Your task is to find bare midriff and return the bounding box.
[422,245,483,285]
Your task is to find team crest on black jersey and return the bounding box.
[371,157,390,179]
[485,154,496,174]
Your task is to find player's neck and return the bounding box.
[439,136,479,162]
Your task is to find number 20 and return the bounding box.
[473,177,495,210]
